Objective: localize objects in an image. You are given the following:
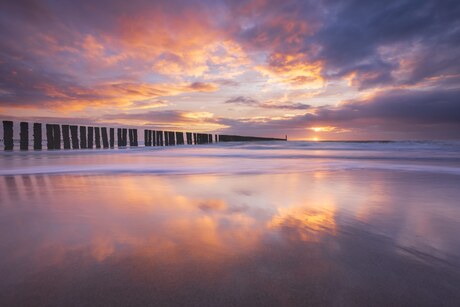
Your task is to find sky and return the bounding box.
[1,0,459,140]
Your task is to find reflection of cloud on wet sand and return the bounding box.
[269,206,337,242]
[1,171,460,306]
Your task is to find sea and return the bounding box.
[1,141,459,306]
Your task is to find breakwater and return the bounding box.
[2,120,286,150]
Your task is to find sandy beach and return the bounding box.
[1,142,460,306]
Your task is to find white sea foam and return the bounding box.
[1,141,459,176]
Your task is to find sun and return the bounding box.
[312,137,319,141]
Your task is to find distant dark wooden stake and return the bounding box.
[133,129,138,146]
[144,130,150,146]
[109,128,114,148]
[20,122,28,150]
[101,127,109,148]
[95,127,101,148]
[80,126,87,149]
[157,131,163,146]
[62,125,71,149]
[128,129,133,146]
[87,127,94,149]
[70,125,79,149]
[53,124,61,149]
[117,128,122,147]
[3,121,14,151]
[33,123,42,150]
[122,129,127,147]
[46,124,53,150]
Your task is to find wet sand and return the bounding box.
[1,143,460,306]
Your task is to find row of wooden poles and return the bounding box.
[2,120,285,150]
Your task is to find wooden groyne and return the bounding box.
[2,120,286,151]
[217,134,285,142]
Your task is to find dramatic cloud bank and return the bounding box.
[1,0,459,139]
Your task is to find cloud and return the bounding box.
[102,110,228,131]
[1,0,459,139]
[225,96,259,105]
[225,96,311,110]
[230,0,460,89]
[0,0,236,111]
[219,88,460,139]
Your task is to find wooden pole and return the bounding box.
[53,124,61,149]
[117,128,122,147]
[33,123,42,150]
[87,127,94,149]
[46,124,53,150]
[62,125,71,149]
[20,122,28,150]
[176,132,184,145]
[3,121,14,151]
[80,126,87,149]
[151,130,156,146]
[156,131,162,146]
[144,130,150,146]
[70,125,79,149]
[122,128,127,146]
[110,128,114,148]
[164,131,169,146]
[133,129,138,146]
[95,127,101,148]
[101,127,109,148]
[128,129,133,146]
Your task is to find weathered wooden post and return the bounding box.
[133,129,138,146]
[95,127,101,148]
[70,125,79,149]
[169,132,175,145]
[122,128,127,146]
[208,134,212,143]
[153,130,157,146]
[186,132,192,145]
[144,130,150,146]
[20,122,28,150]
[117,128,122,147]
[128,129,133,146]
[164,131,169,146]
[62,125,71,149]
[33,123,42,150]
[87,127,94,149]
[53,124,61,149]
[176,132,183,145]
[3,121,14,151]
[156,131,162,146]
[193,133,197,145]
[215,134,218,143]
[109,128,114,148]
[80,126,87,149]
[46,124,53,150]
[101,127,109,148]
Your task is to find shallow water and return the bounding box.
[1,142,460,306]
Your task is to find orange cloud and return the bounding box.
[256,53,325,89]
